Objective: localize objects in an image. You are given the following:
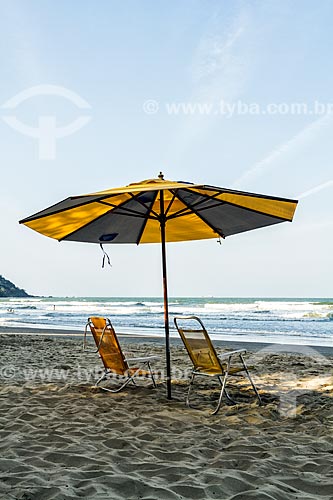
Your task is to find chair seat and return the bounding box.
[196,366,245,376]
[128,368,155,378]
[105,367,152,377]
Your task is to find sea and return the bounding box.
[0,297,332,347]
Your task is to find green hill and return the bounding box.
[0,275,30,297]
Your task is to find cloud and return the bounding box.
[1,3,43,83]
[191,9,250,101]
[171,8,252,164]
[296,179,333,199]
[232,113,333,188]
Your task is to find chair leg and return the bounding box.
[224,387,236,405]
[186,372,196,408]
[94,371,108,388]
[96,364,157,393]
[147,361,157,388]
[187,367,235,414]
[99,375,135,393]
[239,354,262,405]
[211,358,231,415]
[95,369,135,393]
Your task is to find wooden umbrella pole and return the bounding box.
[159,190,172,400]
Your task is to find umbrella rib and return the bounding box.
[135,190,159,245]
[185,186,298,219]
[57,193,156,242]
[163,188,220,219]
[197,185,298,204]
[166,190,223,220]
[20,189,163,225]
[19,193,135,224]
[206,198,295,222]
[167,201,224,220]
[172,190,225,238]
[97,200,157,220]
[128,193,160,219]
[170,188,295,222]
[19,197,96,224]
[164,191,178,217]
[57,208,115,241]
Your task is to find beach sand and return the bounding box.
[0,332,332,500]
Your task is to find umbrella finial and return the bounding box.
[158,171,164,180]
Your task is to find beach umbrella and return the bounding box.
[19,173,298,399]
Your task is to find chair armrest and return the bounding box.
[124,356,160,363]
[218,349,246,359]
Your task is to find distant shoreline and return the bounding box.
[1,295,332,299]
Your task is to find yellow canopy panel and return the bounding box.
[20,176,298,243]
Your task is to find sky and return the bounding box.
[0,0,332,298]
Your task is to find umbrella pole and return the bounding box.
[160,192,172,400]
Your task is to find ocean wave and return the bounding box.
[14,305,37,310]
[217,316,331,323]
[251,310,271,314]
[303,312,324,319]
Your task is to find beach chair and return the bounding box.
[174,316,262,415]
[84,317,159,392]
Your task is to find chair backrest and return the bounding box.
[174,316,222,373]
[88,317,129,375]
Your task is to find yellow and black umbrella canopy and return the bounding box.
[20,173,298,400]
[20,174,298,244]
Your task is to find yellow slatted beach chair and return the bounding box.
[84,317,159,392]
[174,316,262,415]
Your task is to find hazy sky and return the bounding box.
[1,0,332,297]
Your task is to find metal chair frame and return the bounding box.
[84,317,158,393]
[174,316,262,415]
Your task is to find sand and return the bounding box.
[0,332,332,500]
